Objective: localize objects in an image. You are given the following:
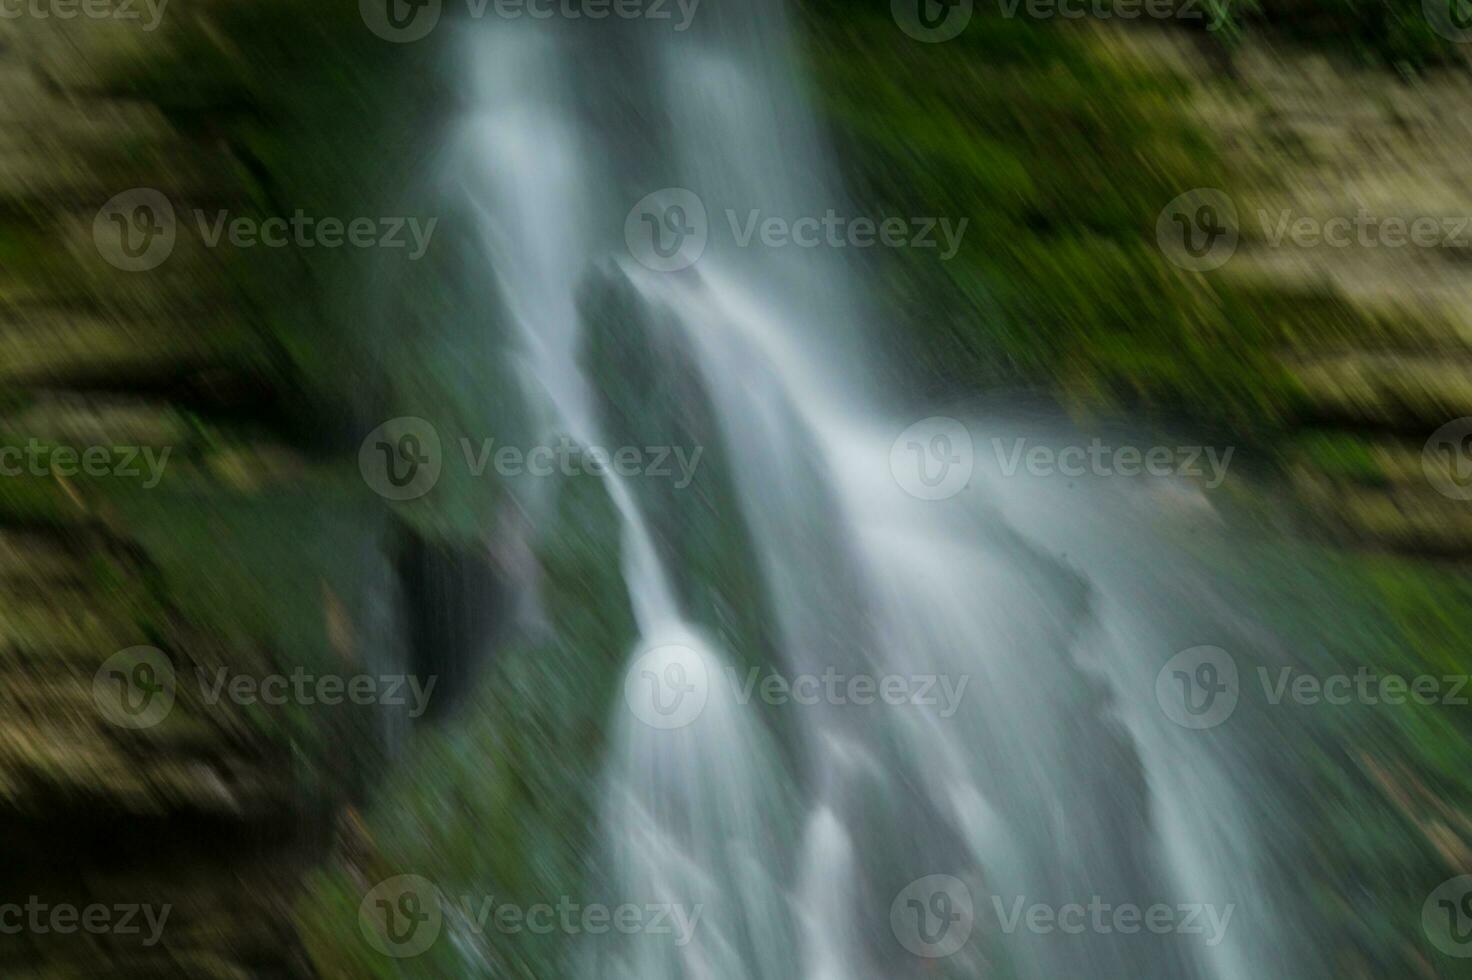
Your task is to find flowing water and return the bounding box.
[457,5,1310,978]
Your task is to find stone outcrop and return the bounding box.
[0,7,412,976]
[1097,24,1472,552]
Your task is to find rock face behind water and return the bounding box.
[1095,29,1472,552]
[1122,30,1472,552]
[0,7,431,977]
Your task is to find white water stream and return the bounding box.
[456,6,1299,977]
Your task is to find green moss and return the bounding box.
[808,13,1260,421]
[1182,533,1472,975]
[90,0,452,446]
[1294,431,1389,482]
[298,471,637,979]
[800,9,1448,450]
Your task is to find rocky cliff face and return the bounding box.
[4,3,1472,977]
[1096,24,1472,553]
[0,5,439,976]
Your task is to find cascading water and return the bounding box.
[457,4,1307,978]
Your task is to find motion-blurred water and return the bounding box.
[459,5,1306,977]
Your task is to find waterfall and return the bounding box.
[456,5,1299,978]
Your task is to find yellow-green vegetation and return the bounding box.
[797,5,1445,443]
[806,10,1255,425]
[96,0,451,439]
